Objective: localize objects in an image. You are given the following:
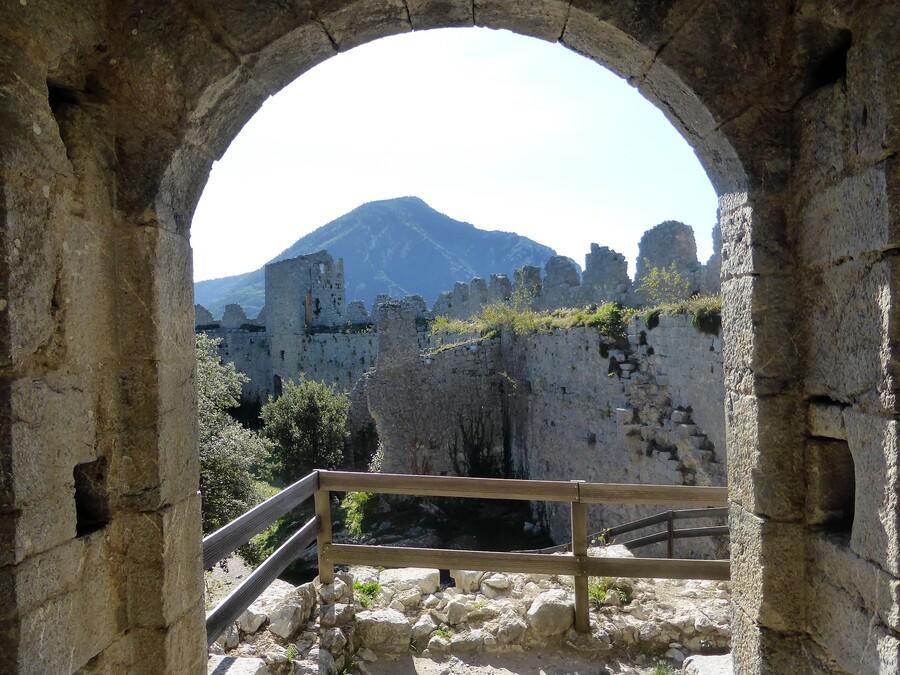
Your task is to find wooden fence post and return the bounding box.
[666,510,675,559]
[570,482,589,632]
[315,486,334,584]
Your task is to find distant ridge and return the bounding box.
[194,196,557,318]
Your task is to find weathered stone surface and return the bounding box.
[318,603,355,629]
[378,568,440,595]
[807,402,847,440]
[237,605,267,634]
[682,653,733,675]
[355,609,411,655]
[729,505,806,633]
[450,569,485,593]
[206,655,268,675]
[268,583,316,639]
[845,410,900,576]
[526,590,574,636]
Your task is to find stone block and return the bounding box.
[312,0,410,52]
[378,567,440,595]
[722,275,798,396]
[730,604,817,675]
[807,402,847,440]
[799,167,889,267]
[206,655,268,675]
[726,392,805,520]
[9,533,120,672]
[120,494,204,629]
[810,532,900,635]
[7,376,95,510]
[406,0,473,29]
[477,0,569,43]
[845,410,900,576]
[808,550,899,675]
[804,257,899,413]
[719,188,791,278]
[729,504,806,632]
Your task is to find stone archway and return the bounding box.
[2,2,897,673]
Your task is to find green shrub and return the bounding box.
[341,491,377,537]
[636,260,692,305]
[353,580,381,608]
[260,376,349,484]
[196,334,271,554]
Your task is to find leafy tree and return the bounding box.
[196,333,270,535]
[636,260,692,306]
[260,376,349,484]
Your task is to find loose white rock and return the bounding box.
[206,655,268,675]
[450,569,485,593]
[356,608,412,655]
[526,589,575,636]
[379,567,441,595]
[237,604,267,634]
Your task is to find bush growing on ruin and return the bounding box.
[196,333,270,538]
[260,376,349,484]
[636,260,692,305]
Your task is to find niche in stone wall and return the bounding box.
[806,438,855,532]
[74,458,110,537]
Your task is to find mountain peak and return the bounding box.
[194,198,556,318]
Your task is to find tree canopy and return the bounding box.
[260,377,349,484]
[196,333,270,535]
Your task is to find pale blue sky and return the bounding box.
[191,27,718,283]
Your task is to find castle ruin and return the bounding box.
[2,2,898,673]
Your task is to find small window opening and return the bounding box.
[74,458,110,536]
[807,439,855,532]
[273,374,283,398]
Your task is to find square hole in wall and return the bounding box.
[74,458,110,537]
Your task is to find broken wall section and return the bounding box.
[361,306,726,557]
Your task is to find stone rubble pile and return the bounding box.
[209,546,731,674]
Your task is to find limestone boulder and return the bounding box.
[318,603,355,628]
[206,655,268,675]
[450,569,485,593]
[378,568,440,595]
[683,654,733,674]
[355,609,411,655]
[497,612,527,644]
[237,604,267,634]
[526,589,574,636]
[268,583,316,639]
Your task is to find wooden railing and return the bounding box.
[518,506,729,558]
[203,470,729,644]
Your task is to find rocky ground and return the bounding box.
[208,545,731,674]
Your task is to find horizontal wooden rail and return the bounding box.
[578,482,727,507]
[582,555,730,581]
[623,526,730,551]
[319,470,579,502]
[326,543,581,576]
[325,543,729,581]
[207,516,319,645]
[671,507,729,521]
[203,472,318,570]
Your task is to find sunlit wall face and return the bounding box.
[191,27,717,284]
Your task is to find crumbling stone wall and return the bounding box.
[365,303,505,477]
[360,306,727,558]
[3,2,898,672]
